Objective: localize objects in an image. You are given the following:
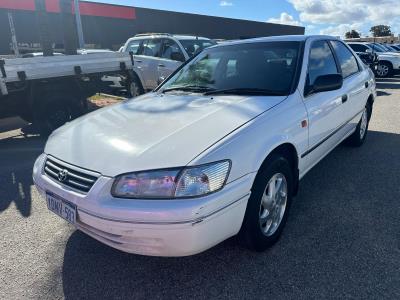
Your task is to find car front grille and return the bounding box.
[43,156,99,193]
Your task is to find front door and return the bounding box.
[135,38,163,90]
[302,40,348,171]
[156,38,185,84]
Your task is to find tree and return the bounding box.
[345,30,361,39]
[370,25,392,37]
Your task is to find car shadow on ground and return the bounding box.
[376,82,400,90]
[0,134,46,217]
[376,90,391,97]
[61,130,400,299]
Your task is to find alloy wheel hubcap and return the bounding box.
[360,108,368,139]
[377,64,389,77]
[259,173,288,236]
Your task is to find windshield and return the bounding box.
[160,41,301,96]
[367,44,385,52]
[179,39,217,57]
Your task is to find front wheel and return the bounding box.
[239,154,293,251]
[127,76,143,98]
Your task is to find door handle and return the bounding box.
[135,60,142,63]
[158,64,165,67]
[341,94,348,103]
[365,81,369,88]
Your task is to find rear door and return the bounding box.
[134,38,163,90]
[330,40,370,132]
[157,38,185,84]
[302,40,348,170]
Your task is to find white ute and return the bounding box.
[33,35,376,257]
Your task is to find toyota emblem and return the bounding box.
[58,169,69,182]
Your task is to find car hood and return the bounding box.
[45,92,286,176]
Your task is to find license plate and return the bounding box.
[46,192,76,224]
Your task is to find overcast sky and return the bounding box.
[87,0,400,37]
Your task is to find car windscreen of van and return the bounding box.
[161,41,300,96]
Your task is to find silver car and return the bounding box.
[121,33,216,97]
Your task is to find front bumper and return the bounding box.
[33,154,254,256]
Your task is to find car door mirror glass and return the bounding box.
[309,74,343,95]
[171,52,185,62]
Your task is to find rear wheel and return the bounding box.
[239,154,293,251]
[375,61,392,78]
[346,104,370,147]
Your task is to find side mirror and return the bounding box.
[171,52,185,62]
[365,48,372,54]
[309,74,343,95]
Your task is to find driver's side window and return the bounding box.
[306,40,339,95]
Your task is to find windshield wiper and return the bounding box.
[204,88,285,96]
[162,85,215,93]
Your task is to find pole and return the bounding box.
[34,0,53,56]
[7,12,20,57]
[74,0,85,49]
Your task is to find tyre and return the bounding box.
[346,104,370,147]
[375,61,393,78]
[239,154,294,251]
[127,76,143,98]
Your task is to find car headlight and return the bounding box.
[111,160,231,199]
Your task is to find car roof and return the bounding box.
[129,34,211,41]
[173,35,210,40]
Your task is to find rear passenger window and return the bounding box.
[307,40,338,87]
[330,41,359,78]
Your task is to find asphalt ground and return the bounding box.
[0,77,399,299]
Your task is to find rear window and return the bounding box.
[330,41,359,78]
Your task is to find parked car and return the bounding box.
[33,35,376,257]
[381,44,400,53]
[347,42,400,77]
[121,33,216,97]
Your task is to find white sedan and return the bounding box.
[33,35,376,257]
